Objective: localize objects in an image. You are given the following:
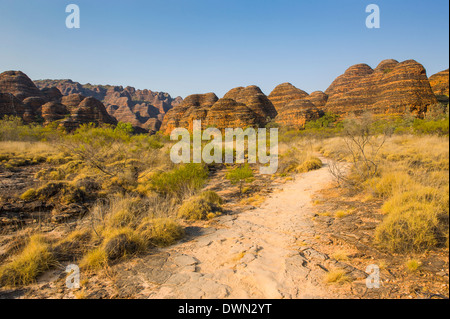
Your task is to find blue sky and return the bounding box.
[0,0,448,98]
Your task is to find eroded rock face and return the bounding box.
[308,91,328,109]
[61,94,86,109]
[143,118,162,133]
[267,83,327,127]
[0,70,117,130]
[205,98,259,130]
[40,87,62,102]
[324,59,438,117]
[160,87,276,134]
[429,69,449,104]
[0,71,42,101]
[268,83,309,112]
[0,93,25,118]
[0,71,46,123]
[223,85,277,121]
[35,79,182,130]
[274,99,324,129]
[60,96,117,131]
[160,93,219,134]
[41,102,68,123]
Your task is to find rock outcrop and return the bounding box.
[308,91,328,109]
[274,99,324,129]
[35,79,182,130]
[160,86,276,134]
[60,97,117,131]
[0,93,25,118]
[267,83,327,128]
[41,102,69,123]
[0,71,116,130]
[0,71,42,101]
[268,83,309,112]
[160,93,219,134]
[324,59,438,117]
[429,69,449,104]
[223,85,277,121]
[3,58,443,134]
[205,98,259,130]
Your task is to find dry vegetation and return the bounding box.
[0,110,448,296]
[0,120,221,286]
[317,130,449,253]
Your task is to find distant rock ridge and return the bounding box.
[34,79,183,132]
[0,71,116,130]
[2,59,445,133]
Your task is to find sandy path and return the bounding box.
[126,158,338,299]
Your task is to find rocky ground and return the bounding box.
[0,158,448,299]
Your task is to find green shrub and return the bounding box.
[413,117,449,136]
[225,164,254,195]
[150,164,209,198]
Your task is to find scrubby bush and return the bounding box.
[405,259,422,272]
[178,196,222,220]
[413,117,449,136]
[0,116,62,142]
[374,184,449,252]
[226,164,254,196]
[34,181,86,204]
[297,157,322,173]
[198,191,223,205]
[374,207,441,253]
[150,164,209,199]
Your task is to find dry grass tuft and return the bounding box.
[324,269,352,284]
[0,235,55,286]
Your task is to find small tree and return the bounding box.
[329,113,389,188]
[226,164,254,197]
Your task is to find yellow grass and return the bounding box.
[324,269,352,284]
[0,235,55,286]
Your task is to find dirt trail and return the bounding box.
[119,158,341,299]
